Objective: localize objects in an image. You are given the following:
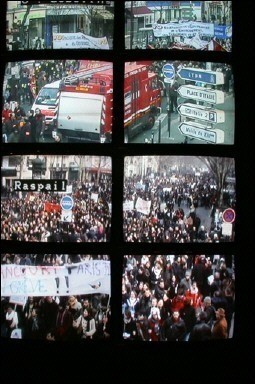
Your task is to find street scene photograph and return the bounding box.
[122,254,235,341]
[125,1,232,51]
[123,156,236,242]
[124,60,234,144]
[1,154,112,242]
[2,60,113,143]
[6,1,114,50]
[1,253,111,341]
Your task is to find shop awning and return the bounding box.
[94,9,114,20]
[127,6,153,17]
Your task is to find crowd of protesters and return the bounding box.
[1,254,111,341]
[123,170,235,243]
[122,254,235,341]
[2,103,47,143]
[2,60,84,143]
[144,35,232,52]
[1,179,112,242]
[131,14,232,52]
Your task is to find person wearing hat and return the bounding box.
[212,307,228,339]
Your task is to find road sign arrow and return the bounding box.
[179,121,225,144]
[177,103,225,123]
[177,67,224,85]
[177,85,225,104]
[61,210,73,222]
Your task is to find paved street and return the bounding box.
[130,92,235,144]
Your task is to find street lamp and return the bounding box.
[130,1,133,49]
[167,103,171,139]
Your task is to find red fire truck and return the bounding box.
[32,62,113,143]
[57,62,113,143]
[124,62,162,143]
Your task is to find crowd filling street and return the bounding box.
[122,254,235,341]
[1,178,112,242]
[123,162,236,243]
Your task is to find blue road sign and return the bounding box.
[60,195,74,210]
[177,67,224,85]
[162,63,175,79]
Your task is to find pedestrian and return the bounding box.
[189,311,212,341]
[53,131,63,142]
[4,112,18,138]
[169,80,179,112]
[203,296,216,328]
[55,301,73,341]
[8,127,20,142]
[19,254,33,265]
[34,107,46,142]
[179,269,192,294]
[148,308,163,341]
[13,101,26,119]
[18,118,32,142]
[27,109,37,142]
[123,309,137,340]
[179,297,197,341]
[162,310,186,341]
[4,305,19,338]
[2,102,12,121]
[212,308,228,339]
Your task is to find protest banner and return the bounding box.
[1,261,111,297]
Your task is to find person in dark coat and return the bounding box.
[179,297,197,340]
[154,278,167,301]
[162,311,186,341]
[189,311,212,341]
[169,80,179,112]
[123,309,137,340]
[39,296,59,336]
[18,119,32,142]
[27,109,37,142]
[203,296,216,328]
[34,107,46,142]
[55,301,73,341]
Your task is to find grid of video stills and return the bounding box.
[2,1,236,342]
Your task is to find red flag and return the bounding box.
[44,202,61,213]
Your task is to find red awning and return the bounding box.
[127,6,153,17]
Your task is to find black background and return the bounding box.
[1,1,254,382]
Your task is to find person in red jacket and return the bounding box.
[2,103,12,121]
[148,309,163,341]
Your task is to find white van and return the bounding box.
[31,80,61,127]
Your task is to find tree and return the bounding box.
[49,4,106,36]
[19,4,32,47]
[197,156,235,208]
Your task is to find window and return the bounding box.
[1,1,253,378]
